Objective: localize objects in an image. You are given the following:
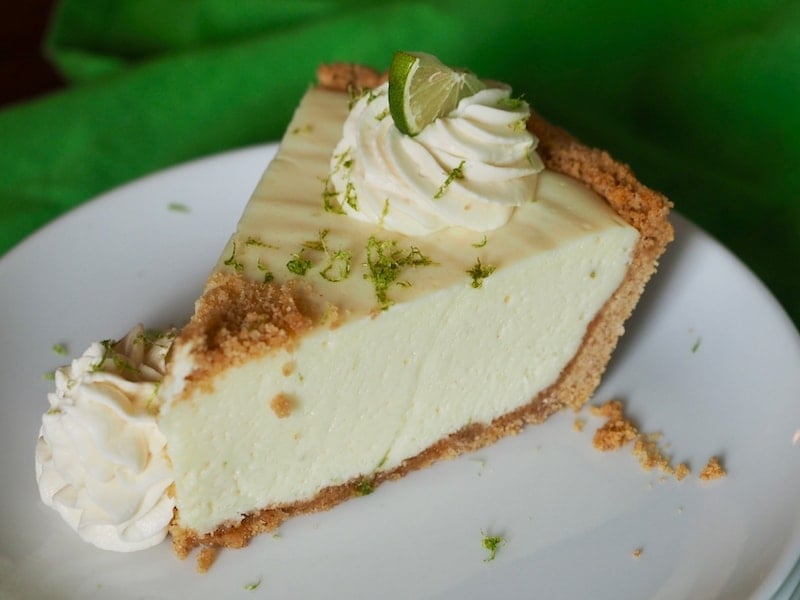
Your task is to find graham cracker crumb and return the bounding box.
[632,433,672,474]
[270,393,294,418]
[282,361,296,376]
[573,417,586,432]
[591,400,638,450]
[590,400,697,482]
[316,62,386,92]
[632,547,643,559]
[699,456,726,481]
[173,273,313,399]
[590,400,624,419]
[196,546,218,573]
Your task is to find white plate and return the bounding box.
[1,145,799,600]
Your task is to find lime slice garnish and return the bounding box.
[388,51,485,136]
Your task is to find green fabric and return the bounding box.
[1,0,798,327]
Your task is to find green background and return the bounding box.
[1,0,798,327]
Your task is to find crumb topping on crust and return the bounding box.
[175,272,313,398]
[317,63,387,92]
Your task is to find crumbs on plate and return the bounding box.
[698,456,726,481]
[196,547,218,573]
[588,399,724,482]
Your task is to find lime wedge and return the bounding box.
[388,51,485,136]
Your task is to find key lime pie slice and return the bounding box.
[36,52,672,566]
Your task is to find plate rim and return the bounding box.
[1,143,799,600]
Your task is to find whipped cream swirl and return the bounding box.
[35,325,176,552]
[327,82,544,236]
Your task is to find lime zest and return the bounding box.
[301,229,352,283]
[167,202,190,213]
[321,177,346,214]
[301,230,329,253]
[245,236,278,249]
[467,258,496,288]
[471,235,488,248]
[355,478,375,496]
[224,241,244,273]
[496,96,525,110]
[244,577,262,591]
[434,160,466,199]
[257,258,274,284]
[286,254,312,276]
[364,236,434,309]
[320,150,354,214]
[344,181,358,211]
[377,198,391,228]
[510,117,528,133]
[481,530,506,562]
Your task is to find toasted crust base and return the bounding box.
[169,63,673,565]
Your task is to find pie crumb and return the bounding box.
[282,361,296,376]
[196,547,218,573]
[590,400,703,482]
[699,456,726,481]
[270,393,294,418]
[632,547,643,559]
[573,417,586,432]
[675,463,690,481]
[632,433,672,473]
[591,400,638,450]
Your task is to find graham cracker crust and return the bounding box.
[169,62,673,566]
